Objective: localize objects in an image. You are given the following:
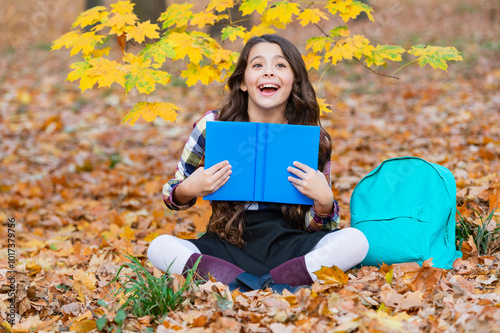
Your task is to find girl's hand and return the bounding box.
[173,161,232,205]
[287,161,334,215]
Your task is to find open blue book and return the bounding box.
[203,121,320,205]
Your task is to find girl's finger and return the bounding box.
[288,176,302,187]
[287,166,306,179]
[214,172,231,191]
[293,161,313,172]
[208,160,229,174]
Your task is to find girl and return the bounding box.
[148,34,369,292]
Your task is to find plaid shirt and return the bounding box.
[162,110,340,231]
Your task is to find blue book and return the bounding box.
[203,121,320,205]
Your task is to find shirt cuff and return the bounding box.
[163,183,197,210]
[312,202,338,218]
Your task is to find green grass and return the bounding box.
[110,253,201,320]
[456,208,500,256]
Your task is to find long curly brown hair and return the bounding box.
[208,35,332,248]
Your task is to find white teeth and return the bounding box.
[259,84,279,89]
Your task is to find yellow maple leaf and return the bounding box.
[87,57,126,88]
[122,102,179,125]
[314,265,348,285]
[106,11,138,35]
[212,48,236,65]
[326,0,374,22]
[168,32,203,64]
[51,30,80,51]
[126,20,160,44]
[298,8,329,26]
[349,35,374,58]
[91,47,111,58]
[264,1,300,25]
[190,11,218,29]
[206,0,236,12]
[126,68,171,94]
[306,36,332,53]
[72,6,108,29]
[261,17,286,30]
[303,52,322,71]
[110,0,135,15]
[221,25,247,42]
[182,63,220,86]
[317,98,332,115]
[159,3,194,29]
[52,31,105,57]
[240,0,269,15]
[67,61,99,92]
[243,24,276,42]
[325,41,356,64]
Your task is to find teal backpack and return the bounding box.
[350,157,462,269]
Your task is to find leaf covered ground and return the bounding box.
[1,0,500,332]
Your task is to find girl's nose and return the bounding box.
[263,72,275,77]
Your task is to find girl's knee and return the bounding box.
[343,227,369,261]
[147,234,172,259]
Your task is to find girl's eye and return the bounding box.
[252,63,262,68]
[276,63,286,68]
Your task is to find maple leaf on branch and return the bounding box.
[168,32,204,64]
[122,102,179,125]
[221,25,247,42]
[51,31,105,57]
[264,1,300,25]
[158,3,194,29]
[67,61,98,92]
[240,0,269,15]
[71,5,108,29]
[408,45,464,71]
[51,0,464,125]
[190,11,219,29]
[206,0,236,12]
[298,8,329,26]
[326,0,374,22]
[302,52,322,71]
[87,57,127,88]
[182,64,220,86]
[317,98,333,116]
[126,20,160,44]
[140,37,177,66]
[365,44,405,68]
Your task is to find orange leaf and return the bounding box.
[117,33,127,55]
[314,265,348,285]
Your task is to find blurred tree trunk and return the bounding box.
[85,0,103,10]
[131,0,167,24]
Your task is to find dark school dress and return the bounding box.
[187,204,337,276]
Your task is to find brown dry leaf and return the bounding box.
[453,258,476,275]
[69,320,96,333]
[407,261,443,292]
[380,284,424,311]
[11,315,42,333]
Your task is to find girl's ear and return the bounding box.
[240,82,247,92]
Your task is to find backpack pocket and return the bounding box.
[352,206,431,267]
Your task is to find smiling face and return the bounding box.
[240,42,295,123]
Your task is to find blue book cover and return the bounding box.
[203,121,320,205]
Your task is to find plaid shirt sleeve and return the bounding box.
[304,156,341,231]
[162,111,217,210]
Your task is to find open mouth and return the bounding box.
[259,83,280,94]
